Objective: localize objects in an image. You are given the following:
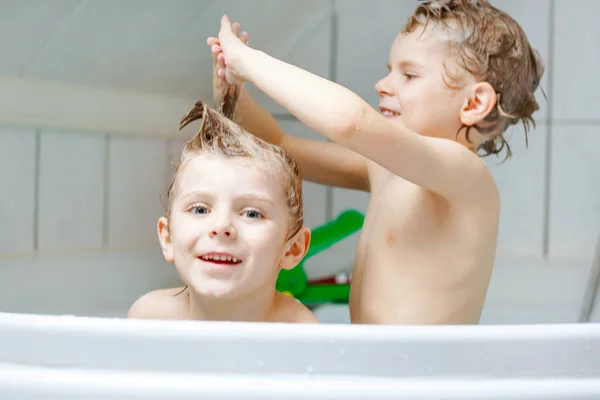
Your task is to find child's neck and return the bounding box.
[186,286,277,322]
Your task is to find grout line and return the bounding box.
[550,119,600,126]
[578,236,600,322]
[102,134,111,249]
[32,129,41,252]
[542,0,556,259]
[324,0,339,222]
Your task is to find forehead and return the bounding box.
[176,154,285,201]
[391,23,461,64]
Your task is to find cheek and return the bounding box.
[171,217,203,252]
[246,225,286,259]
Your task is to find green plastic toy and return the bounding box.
[276,209,364,305]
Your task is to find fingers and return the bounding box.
[219,14,232,36]
[217,52,226,68]
[239,31,249,45]
[232,22,241,36]
[208,17,248,48]
[217,68,227,82]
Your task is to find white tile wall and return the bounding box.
[0,127,36,255]
[242,2,332,115]
[107,136,167,250]
[37,130,105,252]
[334,0,415,108]
[133,0,331,115]
[0,249,180,316]
[549,125,600,260]
[488,123,547,258]
[552,0,600,120]
[1,0,599,325]
[165,138,187,194]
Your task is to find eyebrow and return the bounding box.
[179,191,275,206]
[235,194,275,206]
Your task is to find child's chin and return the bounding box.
[191,279,238,298]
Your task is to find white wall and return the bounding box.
[0,0,598,323]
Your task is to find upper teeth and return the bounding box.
[201,255,239,262]
[382,110,399,117]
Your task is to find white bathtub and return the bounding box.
[1,311,600,399]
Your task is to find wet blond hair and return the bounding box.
[165,86,304,239]
[404,0,545,160]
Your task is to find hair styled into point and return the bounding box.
[164,86,304,239]
[404,0,545,160]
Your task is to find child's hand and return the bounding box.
[212,15,251,85]
[207,19,249,106]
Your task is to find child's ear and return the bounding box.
[157,217,174,263]
[460,81,497,127]
[279,227,311,271]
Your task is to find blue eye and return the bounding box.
[191,206,209,215]
[242,209,263,219]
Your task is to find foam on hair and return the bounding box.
[405,0,546,160]
[164,87,304,239]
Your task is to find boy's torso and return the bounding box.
[348,162,499,325]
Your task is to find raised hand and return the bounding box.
[212,15,252,85]
[207,18,249,107]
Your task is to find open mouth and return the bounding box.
[379,106,400,118]
[198,253,242,265]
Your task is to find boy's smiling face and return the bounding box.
[376,23,496,149]
[157,153,307,299]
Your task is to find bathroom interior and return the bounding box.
[0,1,599,399]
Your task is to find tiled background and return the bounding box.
[0,0,598,323]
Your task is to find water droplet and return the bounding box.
[403,354,409,361]
[257,360,264,368]
[306,366,314,374]
[340,347,347,355]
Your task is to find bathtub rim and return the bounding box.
[2,363,600,400]
[2,311,600,380]
[2,311,600,340]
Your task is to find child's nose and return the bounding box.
[209,223,237,240]
[375,76,395,97]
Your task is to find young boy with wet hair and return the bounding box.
[128,87,318,324]
[207,0,545,324]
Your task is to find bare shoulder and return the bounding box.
[271,293,319,324]
[127,287,187,320]
[438,139,500,205]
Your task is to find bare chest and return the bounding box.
[360,172,451,251]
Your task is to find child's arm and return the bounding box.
[236,89,369,191]
[209,33,369,192]
[217,16,496,203]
